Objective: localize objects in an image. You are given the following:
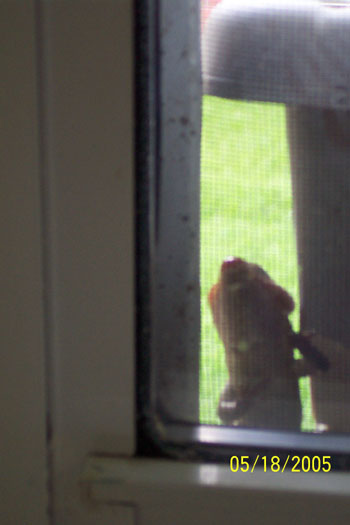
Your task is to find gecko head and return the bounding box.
[221,256,245,272]
[220,257,258,289]
[219,257,294,314]
[221,257,248,282]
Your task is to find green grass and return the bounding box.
[200,95,315,430]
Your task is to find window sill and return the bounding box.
[80,455,350,524]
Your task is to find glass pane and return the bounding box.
[200,0,350,434]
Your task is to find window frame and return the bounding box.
[137,0,350,468]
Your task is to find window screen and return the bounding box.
[200,0,350,435]
[138,0,350,459]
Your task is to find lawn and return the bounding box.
[200,95,315,431]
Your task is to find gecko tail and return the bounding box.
[290,332,330,372]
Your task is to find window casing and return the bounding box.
[138,0,350,463]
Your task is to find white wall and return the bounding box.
[1,1,134,523]
[1,3,48,523]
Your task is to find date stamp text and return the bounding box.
[229,455,332,473]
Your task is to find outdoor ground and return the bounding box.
[200,95,314,430]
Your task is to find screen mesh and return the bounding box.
[199,1,322,431]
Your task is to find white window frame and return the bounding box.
[2,1,350,524]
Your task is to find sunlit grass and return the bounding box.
[200,95,314,430]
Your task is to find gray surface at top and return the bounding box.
[202,0,350,109]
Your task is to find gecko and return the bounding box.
[208,257,329,431]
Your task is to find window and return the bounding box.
[138,0,350,463]
[8,1,350,522]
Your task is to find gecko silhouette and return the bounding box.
[208,257,329,430]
